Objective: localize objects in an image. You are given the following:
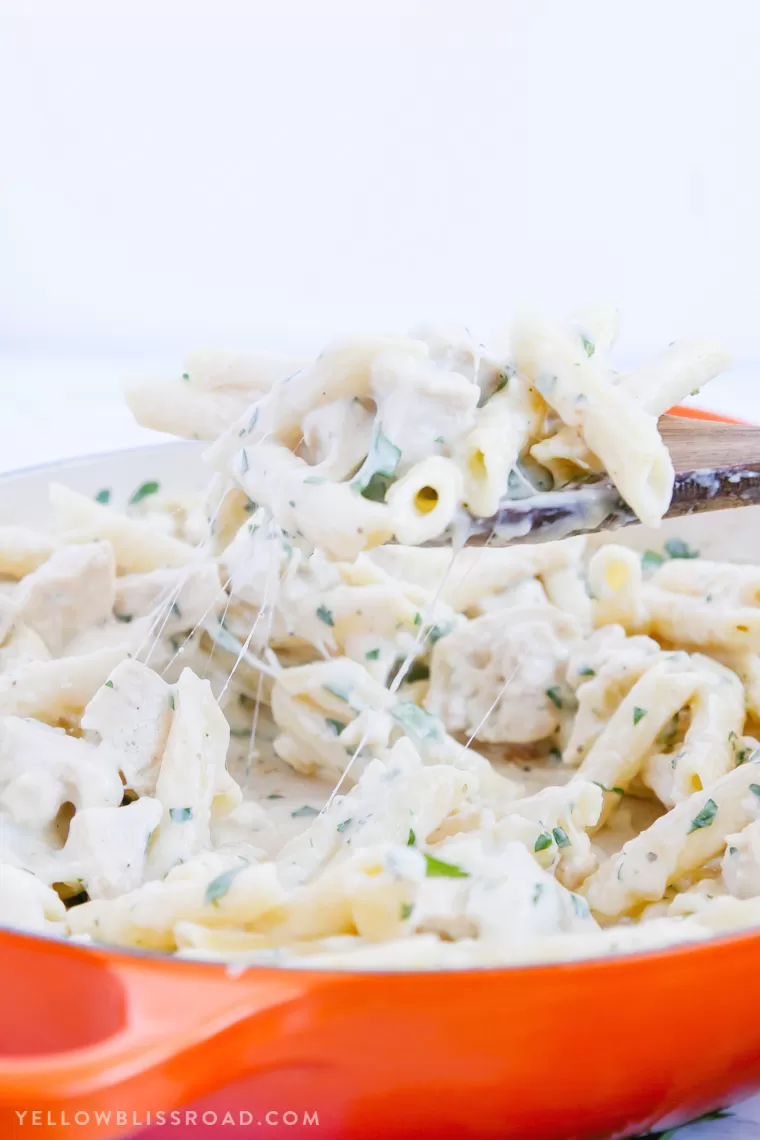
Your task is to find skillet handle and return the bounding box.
[0,931,329,1135]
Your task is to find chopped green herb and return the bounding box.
[407,828,416,846]
[392,702,442,743]
[246,407,259,433]
[578,665,596,677]
[104,679,114,689]
[182,372,189,381]
[365,647,381,661]
[204,864,245,906]
[434,436,445,444]
[115,613,133,623]
[534,831,553,852]
[337,818,352,833]
[728,846,738,856]
[546,686,563,709]
[633,706,647,726]
[400,901,414,921]
[592,781,624,796]
[489,363,515,399]
[424,853,469,878]
[646,851,658,863]
[288,499,296,508]
[229,727,252,738]
[688,798,718,833]
[749,784,760,798]
[291,805,319,818]
[325,717,346,736]
[316,605,334,627]
[403,662,430,685]
[266,793,284,800]
[351,430,402,503]
[413,612,422,627]
[169,807,193,823]
[580,333,595,357]
[552,826,571,848]
[240,449,249,474]
[304,475,327,484]
[94,488,111,504]
[168,692,175,710]
[532,883,544,905]
[549,746,563,761]
[170,602,182,618]
[664,537,699,560]
[641,550,665,573]
[244,498,257,512]
[129,480,160,505]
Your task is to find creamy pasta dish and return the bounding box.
[4,304,760,971]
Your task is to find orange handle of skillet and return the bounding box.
[0,930,339,1138]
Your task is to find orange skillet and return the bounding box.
[0,406,755,1140]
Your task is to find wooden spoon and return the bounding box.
[425,415,760,548]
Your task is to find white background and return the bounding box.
[1,0,760,470]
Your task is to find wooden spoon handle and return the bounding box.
[428,464,760,548]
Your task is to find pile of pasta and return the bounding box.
[4,306,760,970]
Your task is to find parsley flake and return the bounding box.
[552,827,571,848]
[688,798,718,833]
[534,832,553,852]
[351,430,401,503]
[204,864,245,906]
[664,537,699,560]
[316,605,334,627]
[641,550,665,573]
[291,805,319,818]
[424,853,469,878]
[633,706,647,726]
[169,807,193,823]
[94,488,111,504]
[129,480,160,505]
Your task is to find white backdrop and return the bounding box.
[0,0,759,461]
